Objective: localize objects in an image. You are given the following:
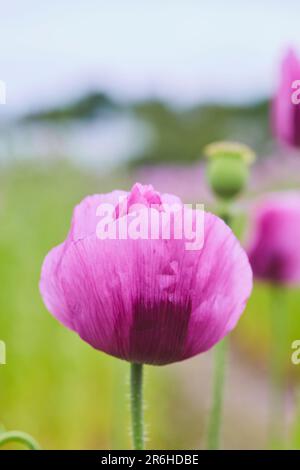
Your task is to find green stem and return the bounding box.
[130,363,144,450]
[207,338,227,450]
[270,285,287,449]
[206,205,231,450]
[0,430,41,450]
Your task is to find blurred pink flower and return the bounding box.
[39,183,252,365]
[272,49,300,147]
[247,192,300,286]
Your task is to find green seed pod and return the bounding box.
[207,155,249,199]
[204,141,255,200]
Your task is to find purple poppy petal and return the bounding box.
[272,49,300,147]
[248,192,300,285]
[40,184,252,365]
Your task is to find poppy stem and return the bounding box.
[130,363,144,450]
[270,285,287,449]
[207,204,232,450]
[0,430,41,450]
[207,338,227,450]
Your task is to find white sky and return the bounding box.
[1,0,300,114]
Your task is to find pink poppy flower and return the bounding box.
[272,49,300,147]
[247,192,300,286]
[39,183,252,365]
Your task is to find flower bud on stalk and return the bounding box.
[204,141,255,200]
[204,141,255,450]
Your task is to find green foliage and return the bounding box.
[132,99,270,165]
[22,92,271,165]
[24,92,118,122]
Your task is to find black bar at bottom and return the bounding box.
[0,449,298,465]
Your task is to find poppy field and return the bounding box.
[1,1,300,453]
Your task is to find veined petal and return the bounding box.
[40,192,252,365]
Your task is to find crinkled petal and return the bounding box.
[182,212,253,358]
[69,190,127,242]
[39,242,75,330]
[40,207,252,365]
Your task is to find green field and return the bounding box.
[0,162,300,449]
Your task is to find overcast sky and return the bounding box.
[1,0,300,114]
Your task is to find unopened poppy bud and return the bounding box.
[204,141,255,200]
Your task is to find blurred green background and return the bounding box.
[0,150,300,449]
[1,0,300,450]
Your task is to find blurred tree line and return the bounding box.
[24,92,271,165]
